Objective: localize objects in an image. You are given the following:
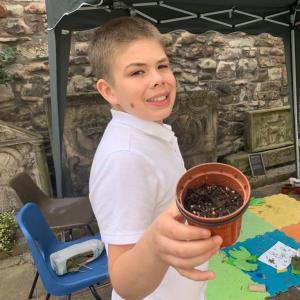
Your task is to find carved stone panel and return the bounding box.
[46,93,111,197]
[167,91,218,169]
[245,106,293,152]
[49,91,218,197]
[0,121,51,211]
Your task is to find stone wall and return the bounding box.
[162,31,288,156]
[0,1,288,194]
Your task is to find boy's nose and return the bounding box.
[151,70,164,88]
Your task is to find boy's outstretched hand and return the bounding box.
[148,201,223,281]
[107,201,222,299]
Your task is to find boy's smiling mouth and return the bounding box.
[145,93,171,107]
[146,95,167,102]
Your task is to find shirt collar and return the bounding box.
[110,109,175,142]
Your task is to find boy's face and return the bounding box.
[97,38,176,123]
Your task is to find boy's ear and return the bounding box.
[96,79,118,106]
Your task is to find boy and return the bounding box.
[88,16,222,300]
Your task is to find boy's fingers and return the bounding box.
[174,212,185,223]
[176,268,216,281]
[161,205,212,241]
[156,234,221,260]
[167,201,182,218]
[161,243,220,269]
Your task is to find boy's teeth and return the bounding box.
[147,96,166,102]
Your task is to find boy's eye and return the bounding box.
[158,64,169,69]
[131,70,144,76]
[158,64,170,69]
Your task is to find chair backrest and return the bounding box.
[17,203,57,283]
[9,172,49,206]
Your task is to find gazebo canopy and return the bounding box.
[45,0,300,197]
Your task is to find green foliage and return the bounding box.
[0,70,13,85]
[244,165,253,177]
[0,46,17,68]
[0,46,17,85]
[291,256,300,275]
[0,210,17,254]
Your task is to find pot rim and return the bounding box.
[176,197,249,227]
[176,162,251,223]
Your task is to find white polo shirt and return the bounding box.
[89,109,208,300]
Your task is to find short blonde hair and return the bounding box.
[88,16,163,82]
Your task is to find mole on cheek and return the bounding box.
[130,103,135,109]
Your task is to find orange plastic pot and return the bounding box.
[176,163,251,247]
[281,187,290,194]
[281,183,292,194]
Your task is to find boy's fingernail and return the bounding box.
[207,271,216,280]
[201,227,211,236]
[212,235,223,245]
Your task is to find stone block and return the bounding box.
[268,68,282,80]
[178,31,196,45]
[216,61,236,79]
[228,37,254,48]
[223,144,297,173]
[245,106,293,152]
[0,4,7,18]
[198,58,217,70]
[5,18,32,35]
[0,84,14,104]
[6,4,24,17]
[222,151,250,173]
[24,2,45,14]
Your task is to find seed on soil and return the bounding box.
[184,183,243,218]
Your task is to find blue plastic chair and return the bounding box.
[17,202,109,300]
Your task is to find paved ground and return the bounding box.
[1,180,299,300]
[0,251,112,300]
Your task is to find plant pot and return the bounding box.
[176,163,251,248]
[281,187,290,194]
[281,183,292,194]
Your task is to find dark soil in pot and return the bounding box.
[184,183,243,218]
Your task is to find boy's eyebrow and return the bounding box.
[125,57,169,70]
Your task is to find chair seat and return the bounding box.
[40,196,95,230]
[17,202,109,299]
[45,235,108,296]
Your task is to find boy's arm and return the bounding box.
[108,242,168,300]
[107,202,222,300]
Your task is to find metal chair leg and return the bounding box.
[45,293,51,300]
[28,271,39,299]
[68,229,73,240]
[87,224,95,235]
[89,285,102,300]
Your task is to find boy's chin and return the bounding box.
[148,109,173,123]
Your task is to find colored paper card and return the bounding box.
[223,230,300,296]
[258,241,298,270]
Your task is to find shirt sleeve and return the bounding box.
[89,150,160,245]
